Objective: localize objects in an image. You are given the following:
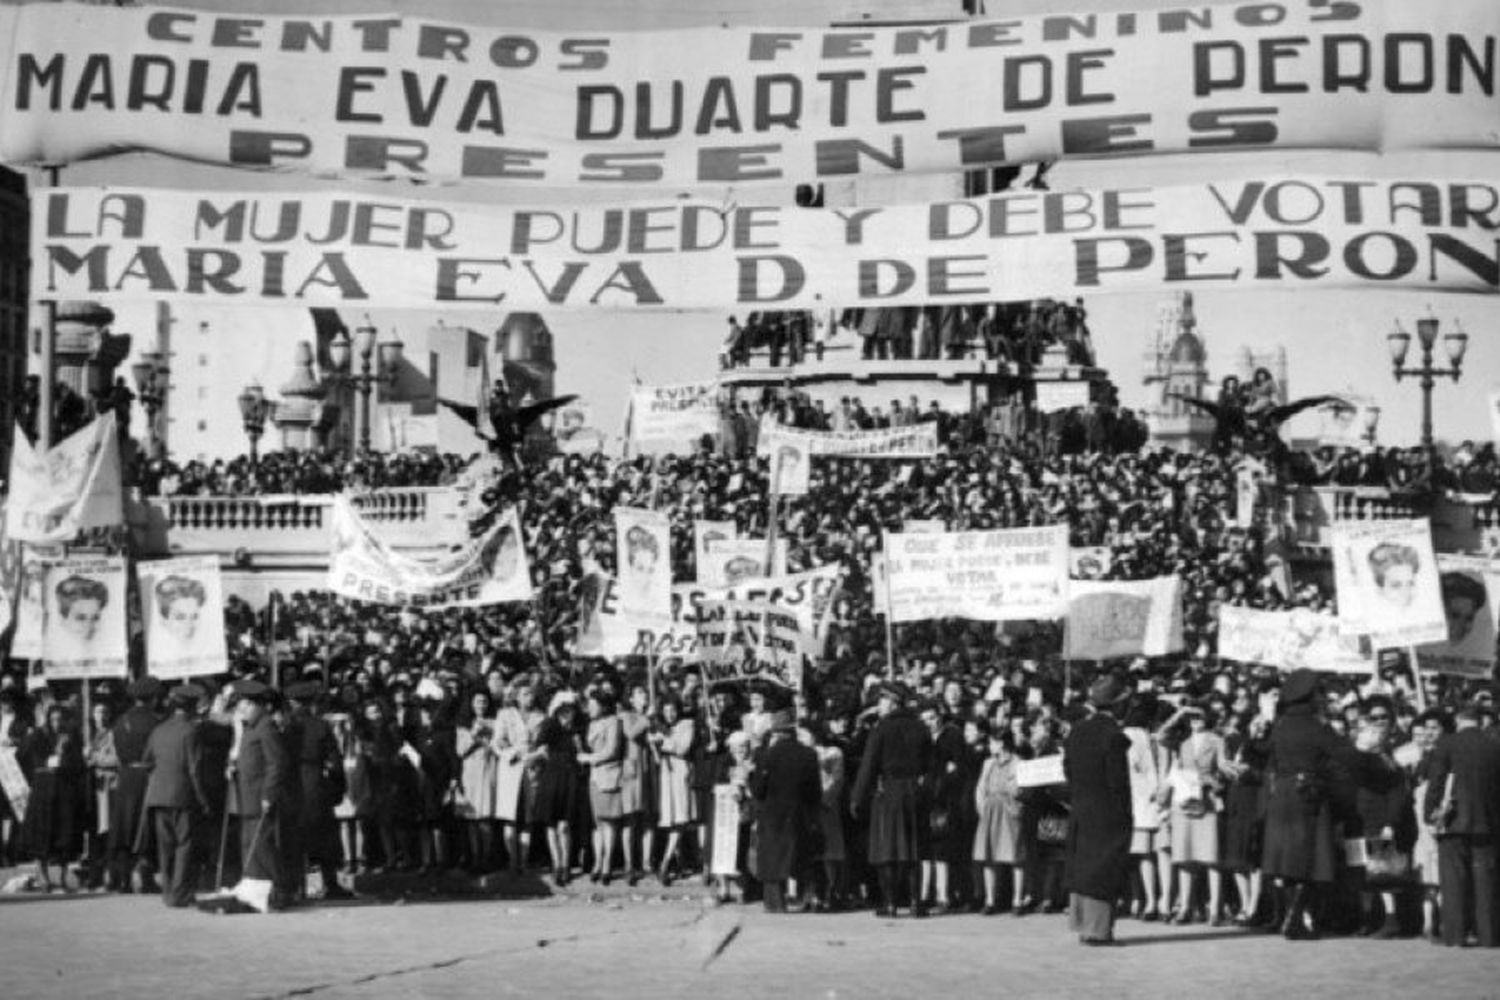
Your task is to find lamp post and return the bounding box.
[237,380,271,468]
[1386,312,1468,464]
[130,349,170,459]
[328,320,402,453]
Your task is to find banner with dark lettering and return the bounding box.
[36,178,1500,310]
[328,496,532,608]
[2,1,1498,187]
[883,525,1069,623]
[1063,576,1183,660]
[627,382,722,454]
[696,599,807,689]
[757,420,939,460]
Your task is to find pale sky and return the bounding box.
[18,0,1500,452]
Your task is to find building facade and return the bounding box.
[0,166,27,470]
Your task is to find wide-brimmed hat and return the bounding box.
[229,678,271,701]
[1279,669,1320,707]
[168,683,205,706]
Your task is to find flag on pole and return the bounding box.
[5,413,123,544]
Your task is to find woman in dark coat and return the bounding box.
[1349,701,1416,938]
[1018,714,1070,913]
[1221,714,1270,925]
[527,693,579,885]
[1062,678,1133,945]
[22,704,87,891]
[1261,669,1345,940]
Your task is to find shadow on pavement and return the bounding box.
[1121,930,1263,946]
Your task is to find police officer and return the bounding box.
[110,677,162,893]
[285,681,351,901]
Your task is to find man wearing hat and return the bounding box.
[850,681,932,917]
[142,684,212,907]
[285,681,351,901]
[1062,674,1133,945]
[109,677,163,893]
[1423,701,1500,947]
[750,710,821,913]
[230,679,291,910]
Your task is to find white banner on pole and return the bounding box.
[710,785,742,876]
[1331,518,1446,648]
[626,382,721,455]
[614,507,672,623]
[758,421,939,460]
[41,555,129,680]
[695,599,805,689]
[694,520,739,585]
[884,525,1068,624]
[1416,555,1500,680]
[1064,576,1183,661]
[328,497,532,607]
[138,555,229,679]
[4,413,122,544]
[1217,604,1373,674]
[5,2,1499,188]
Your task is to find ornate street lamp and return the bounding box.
[130,349,170,459]
[1387,311,1468,462]
[237,380,271,468]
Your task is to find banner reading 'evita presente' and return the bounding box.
[36,178,1500,310]
[2,1,1498,187]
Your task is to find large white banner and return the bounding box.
[42,556,128,680]
[329,497,532,607]
[769,439,811,497]
[3,2,1498,188]
[627,382,722,454]
[1218,604,1373,674]
[614,507,672,623]
[10,546,51,660]
[1064,576,1183,661]
[137,556,229,679]
[37,177,1500,311]
[4,414,122,544]
[757,421,939,460]
[1416,555,1500,680]
[1331,518,1446,648]
[701,537,788,589]
[1035,381,1092,413]
[884,525,1068,623]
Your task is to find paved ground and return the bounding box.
[1,881,1497,1000]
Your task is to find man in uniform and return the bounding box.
[750,711,821,913]
[1062,675,1134,946]
[109,677,162,893]
[285,681,351,901]
[142,683,212,907]
[850,682,932,917]
[230,679,291,911]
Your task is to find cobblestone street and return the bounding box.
[3,887,1497,1000]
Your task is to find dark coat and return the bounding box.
[750,734,821,882]
[108,705,158,852]
[142,714,210,812]
[1062,712,1133,901]
[1423,728,1500,838]
[290,710,345,858]
[1261,705,1343,882]
[235,715,291,819]
[850,709,931,864]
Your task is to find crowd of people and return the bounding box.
[720,299,1096,371]
[1,386,1497,945]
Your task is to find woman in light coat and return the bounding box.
[493,683,543,875]
[1165,705,1229,924]
[649,695,697,885]
[1123,699,1166,919]
[578,689,625,884]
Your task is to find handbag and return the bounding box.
[1036,814,1069,844]
[1364,838,1412,885]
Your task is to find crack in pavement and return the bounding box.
[254,902,714,1000]
[700,922,742,970]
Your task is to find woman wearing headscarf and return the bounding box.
[1261,669,1345,940]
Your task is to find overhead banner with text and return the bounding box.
[884,525,1068,624]
[3,2,1500,188]
[35,177,1500,310]
[758,420,939,460]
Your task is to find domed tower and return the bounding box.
[272,341,329,452]
[1143,291,1214,451]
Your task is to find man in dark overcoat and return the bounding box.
[851,682,932,917]
[750,711,822,913]
[1424,702,1500,947]
[1062,675,1133,945]
[109,677,162,892]
[285,681,350,901]
[142,684,212,907]
[231,679,291,910]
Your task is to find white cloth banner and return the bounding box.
[884,525,1068,623]
[1331,518,1446,648]
[1034,381,1092,413]
[328,497,532,607]
[614,507,672,623]
[710,785,742,876]
[700,537,788,589]
[1416,555,1500,680]
[758,421,939,460]
[10,546,50,660]
[0,747,29,823]
[4,414,123,544]
[693,520,738,585]
[1217,604,1373,674]
[695,599,806,689]
[627,383,721,455]
[1064,576,1183,661]
[4,2,1499,188]
[42,556,128,680]
[36,176,1500,311]
[137,555,229,679]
